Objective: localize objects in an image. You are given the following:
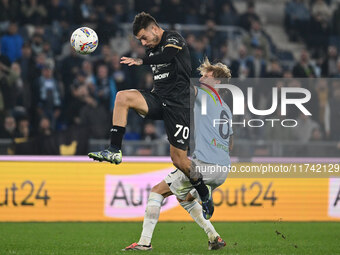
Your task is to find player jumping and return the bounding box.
[123,58,233,251]
[88,12,214,219]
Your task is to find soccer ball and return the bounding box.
[70,27,98,55]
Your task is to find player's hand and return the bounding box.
[120,57,143,66]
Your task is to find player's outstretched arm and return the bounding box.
[120,57,143,66]
[120,47,178,66]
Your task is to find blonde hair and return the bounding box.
[197,57,231,80]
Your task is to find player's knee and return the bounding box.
[115,91,130,107]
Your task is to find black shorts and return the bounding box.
[139,90,191,150]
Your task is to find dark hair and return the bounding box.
[133,12,159,36]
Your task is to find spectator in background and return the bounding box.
[204,20,222,59]
[311,0,332,23]
[95,44,113,67]
[161,0,184,24]
[67,71,94,125]
[93,64,117,112]
[81,60,95,85]
[139,72,153,91]
[110,53,130,91]
[21,0,47,25]
[325,87,340,140]
[0,115,18,139]
[136,121,159,156]
[284,0,310,42]
[73,0,97,25]
[185,34,201,77]
[0,0,19,26]
[265,107,295,141]
[17,117,30,139]
[332,3,340,36]
[293,113,320,142]
[0,60,21,112]
[219,2,239,26]
[230,45,254,78]
[219,43,232,67]
[6,62,23,110]
[38,116,51,136]
[251,46,267,78]
[266,59,282,78]
[321,46,338,77]
[19,43,35,87]
[239,0,260,31]
[35,64,61,129]
[334,59,340,78]
[46,0,70,25]
[309,0,332,57]
[243,20,271,60]
[30,33,44,56]
[96,12,118,44]
[292,50,316,77]
[315,79,329,129]
[1,22,23,63]
[60,47,83,95]
[310,127,324,141]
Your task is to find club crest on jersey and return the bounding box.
[80,27,91,37]
[167,37,179,44]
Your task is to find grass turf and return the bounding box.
[0,222,339,255]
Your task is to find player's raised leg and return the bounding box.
[88,89,148,164]
[170,145,214,219]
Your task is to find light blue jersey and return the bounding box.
[193,87,233,166]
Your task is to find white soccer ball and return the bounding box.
[70,27,98,55]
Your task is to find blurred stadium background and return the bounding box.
[0,0,339,157]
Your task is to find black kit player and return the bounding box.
[88,12,214,219]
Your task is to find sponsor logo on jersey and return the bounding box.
[211,138,228,152]
[177,139,185,144]
[154,72,170,80]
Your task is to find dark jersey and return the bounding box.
[145,30,192,107]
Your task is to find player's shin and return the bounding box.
[109,126,125,151]
[180,200,218,242]
[138,192,164,246]
[189,160,209,201]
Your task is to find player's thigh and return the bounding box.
[151,180,173,198]
[164,169,192,200]
[164,106,191,151]
[138,90,163,120]
[116,89,149,116]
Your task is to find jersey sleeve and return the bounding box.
[164,33,185,50]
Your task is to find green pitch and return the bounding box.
[0,222,339,255]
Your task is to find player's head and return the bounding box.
[198,57,231,86]
[133,12,162,48]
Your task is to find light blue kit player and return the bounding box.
[123,58,233,251]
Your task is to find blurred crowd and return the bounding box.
[0,0,339,152]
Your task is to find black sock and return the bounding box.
[190,177,209,201]
[110,125,126,151]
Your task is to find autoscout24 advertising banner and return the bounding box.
[0,157,339,222]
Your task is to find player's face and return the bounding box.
[136,26,159,49]
[199,71,219,87]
